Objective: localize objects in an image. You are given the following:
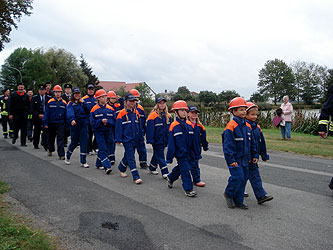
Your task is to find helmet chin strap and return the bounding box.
[175,110,186,120]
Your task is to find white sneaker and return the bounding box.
[81,163,90,168]
[64,157,70,165]
[162,174,168,179]
[149,170,158,175]
[99,166,104,170]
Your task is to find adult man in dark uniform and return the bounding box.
[0,88,13,138]
[8,83,30,146]
[26,88,34,142]
[318,84,333,190]
[45,81,54,98]
[30,84,49,150]
[62,83,72,146]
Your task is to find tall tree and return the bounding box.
[135,82,154,107]
[258,59,295,105]
[250,91,267,103]
[198,90,217,105]
[79,54,99,86]
[218,90,239,103]
[173,86,192,101]
[0,0,33,51]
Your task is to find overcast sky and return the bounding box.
[1,0,333,98]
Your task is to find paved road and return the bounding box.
[0,137,332,250]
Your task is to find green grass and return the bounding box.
[0,180,57,250]
[206,126,333,158]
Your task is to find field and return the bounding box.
[206,126,333,158]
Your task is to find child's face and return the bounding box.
[73,92,81,100]
[246,108,258,122]
[158,101,166,110]
[110,97,116,104]
[188,111,198,120]
[233,107,246,118]
[126,100,135,109]
[54,91,62,99]
[98,95,107,105]
[177,109,187,119]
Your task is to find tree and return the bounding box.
[173,86,192,101]
[324,69,333,100]
[258,59,295,105]
[135,82,154,107]
[198,90,217,105]
[250,91,267,103]
[218,90,239,103]
[0,0,33,51]
[80,54,99,86]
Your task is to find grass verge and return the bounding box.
[0,180,57,250]
[206,126,333,158]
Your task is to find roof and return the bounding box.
[98,81,145,92]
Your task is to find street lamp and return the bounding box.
[4,64,23,82]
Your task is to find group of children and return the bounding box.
[39,85,273,205]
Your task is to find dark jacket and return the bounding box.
[9,91,30,116]
[146,111,172,146]
[319,85,333,134]
[30,94,50,120]
[42,98,67,126]
[246,120,269,161]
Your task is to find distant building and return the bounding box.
[157,89,175,101]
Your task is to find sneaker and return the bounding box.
[64,157,70,165]
[4,134,8,139]
[21,144,27,147]
[244,192,249,197]
[111,161,115,166]
[34,146,39,149]
[194,181,206,187]
[59,156,65,160]
[119,171,128,178]
[223,192,235,208]
[257,195,273,204]
[235,203,249,209]
[134,178,143,184]
[149,170,159,175]
[12,138,16,144]
[162,174,168,179]
[167,176,173,188]
[140,163,148,169]
[329,178,333,190]
[81,163,90,168]
[99,166,104,170]
[48,151,52,156]
[185,190,197,197]
[105,168,112,175]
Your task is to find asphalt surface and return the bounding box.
[0,135,332,250]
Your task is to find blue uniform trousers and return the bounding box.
[248,163,267,200]
[135,140,147,166]
[225,164,249,204]
[109,127,116,164]
[95,130,112,170]
[149,144,169,175]
[118,141,141,181]
[167,158,193,191]
[189,159,201,183]
[48,123,65,157]
[66,122,88,164]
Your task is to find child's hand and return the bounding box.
[253,158,258,164]
[102,118,107,125]
[230,162,238,167]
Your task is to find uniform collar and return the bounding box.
[233,116,245,125]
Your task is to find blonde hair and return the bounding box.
[150,102,171,124]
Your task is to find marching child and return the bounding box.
[89,89,114,174]
[245,102,273,204]
[146,97,172,178]
[43,85,67,159]
[187,105,208,187]
[64,87,90,168]
[166,100,197,197]
[116,93,143,184]
[222,97,258,209]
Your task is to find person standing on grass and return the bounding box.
[222,97,258,209]
[318,84,333,190]
[187,105,208,187]
[245,102,273,204]
[64,87,90,168]
[280,95,293,140]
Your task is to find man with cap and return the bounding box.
[30,83,49,149]
[8,83,30,146]
[82,84,98,154]
[0,88,14,138]
[26,88,34,142]
[61,83,72,147]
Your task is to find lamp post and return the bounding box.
[5,64,23,83]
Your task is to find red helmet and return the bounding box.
[107,91,117,98]
[129,89,140,97]
[53,85,62,91]
[94,89,106,98]
[171,100,189,111]
[228,97,247,111]
[246,102,258,111]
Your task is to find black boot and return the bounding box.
[329,177,333,190]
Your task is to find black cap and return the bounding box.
[72,87,80,93]
[87,84,95,89]
[17,82,24,87]
[155,96,167,104]
[187,105,200,113]
[45,81,51,85]
[64,83,72,89]
[125,93,138,101]
[38,83,46,89]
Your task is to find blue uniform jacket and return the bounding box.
[246,120,269,161]
[222,116,258,166]
[190,122,209,160]
[89,104,115,132]
[109,98,124,116]
[146,111,172,146]
[136,103,146,135]
[82,94,96,111]
[166,118,195,163]
[66,101,90,126]
[42,98,67,126]
[115,108,142,144]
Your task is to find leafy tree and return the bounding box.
[324,69,333,100]
[218,90,239,103]
[250,91,267,103]
[115,86,126,97]
[258,59,295,105]
[0,0,33,51]
[80,54,99,86]
[198,90,217,105]
[173,86,192,101]
[135,82,154,107]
